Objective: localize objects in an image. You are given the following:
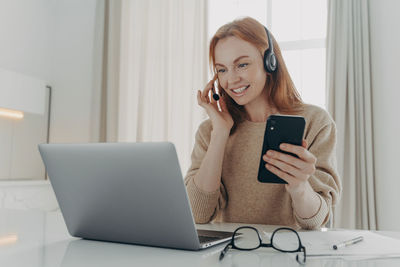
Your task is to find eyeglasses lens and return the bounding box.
[271,229,300,251]
[233,228,260,249]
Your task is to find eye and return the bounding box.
[217,68,226,73]
[238,63,249,68]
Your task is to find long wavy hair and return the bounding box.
[209,17,304,134]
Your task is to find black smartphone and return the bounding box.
[257,115,306,184]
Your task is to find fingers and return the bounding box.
[211,72,218,83]
[264,163,297,184]
[302,139,308,148]
[198,89,217,105]
[202,79,217,104]
[197,90,204,106]
[264,157,308,181]
[199,74,223,107]
[263,145,317,181]
[197,75,228,113]
[279,142,316,164]
[197,90,220,112]
[263,150,308,171]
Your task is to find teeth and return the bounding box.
[233,86,248,93]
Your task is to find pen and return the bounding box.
[332,236,364,250]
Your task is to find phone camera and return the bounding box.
[270,120,276,125]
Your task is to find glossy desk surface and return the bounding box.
[1,209,400,267]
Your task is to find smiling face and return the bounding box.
[214,36,268,107]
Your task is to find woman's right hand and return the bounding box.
[197,76,234,135]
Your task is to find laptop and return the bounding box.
[38,142,233,250]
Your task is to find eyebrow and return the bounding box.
[215,55,250,67]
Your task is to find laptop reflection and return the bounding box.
[60,239,222,267]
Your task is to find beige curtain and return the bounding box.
[100,0,121,142]
[95,0,208,174]
[90,0,121,143]
[326,0,377,230]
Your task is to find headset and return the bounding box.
[263,26,277,73]
[212,26,277,101]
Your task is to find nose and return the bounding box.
[226,70,241,86]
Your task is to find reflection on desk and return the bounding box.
[1,209,400,267]
[61,239,221,267]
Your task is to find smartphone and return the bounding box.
[257,115,306,184]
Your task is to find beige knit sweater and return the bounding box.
[184,104,341,230]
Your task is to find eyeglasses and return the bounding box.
[219,226,306,264]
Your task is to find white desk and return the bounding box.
[1,209,400,267]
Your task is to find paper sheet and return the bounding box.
[262,230,400,259]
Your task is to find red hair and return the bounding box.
[209,17,303,134]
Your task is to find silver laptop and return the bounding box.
[38,142,232,250]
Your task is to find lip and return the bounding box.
[230,85,250,97]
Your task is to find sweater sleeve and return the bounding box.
[184,120,227,224]
[294,120,342,229]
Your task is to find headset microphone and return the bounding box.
[213,93,220,101]
[211,78,220,101]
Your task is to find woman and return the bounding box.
[184,17,341,230]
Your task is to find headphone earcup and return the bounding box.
[269,54,277,72]
[264,50,277,73]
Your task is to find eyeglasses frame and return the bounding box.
[219,226,306,264]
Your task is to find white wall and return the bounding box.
[0,0,104,209]
[369,0,400,231]
[0,0,103,145]
[0,1,54,182]
[0,0,53,79]
[49,0,104,143]
[0,70,50,180]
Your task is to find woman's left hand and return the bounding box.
[263,140,316,192]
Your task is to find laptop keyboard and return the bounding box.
[197,229,233,245]
[198,235,222,244]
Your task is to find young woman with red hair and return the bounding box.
[184,17,341,230]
